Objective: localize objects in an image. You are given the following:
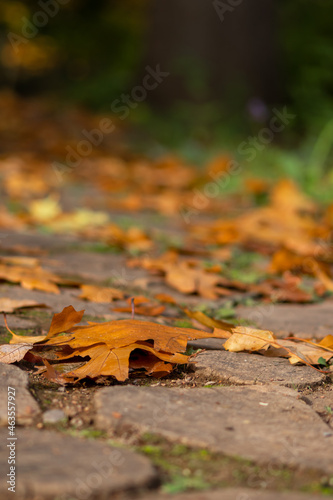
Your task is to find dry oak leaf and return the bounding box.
[0,262,60,294]
[278,339,333,366]
[216,323,332,369]
[60,341,187,381]
[224,326,275,352]
[43,318,212,353]
[165,262,232,299]
[252,278,313,303]
[127,253,243,299]
[0,298,47,313]
[45,305,84,340]
[0,306,85,364]
[319,335,333,349]
[36,305,229,381]
[79,284,124,303]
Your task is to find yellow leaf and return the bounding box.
[224,326,275,352]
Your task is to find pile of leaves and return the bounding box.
[0,305,332,384]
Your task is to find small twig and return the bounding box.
[131,297,135,320]
[3,312,16,336]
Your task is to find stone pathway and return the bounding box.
[0,365,40,425]
[0,228,332,499]
[193,350,326,388]
[0,428,157,500]
[94,385,333,475]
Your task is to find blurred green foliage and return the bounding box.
[0,0,147,105]
[280,0,333,134]
[0,0,332,153]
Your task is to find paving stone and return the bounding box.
[0,314,37,330]
[192,350,326,388]
[0,284,113,317]
[42,250,131,283]
[0,428,158,500]
[42,409,67,424]
[95,385,333,475]
[301,387,333,428]
[237,299,333,339]
[0,364,40,425]
[147,487,326,500]
[0,229,79,252]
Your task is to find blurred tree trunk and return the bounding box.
[140,0,282,109]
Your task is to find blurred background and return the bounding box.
[0,0,332,188]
